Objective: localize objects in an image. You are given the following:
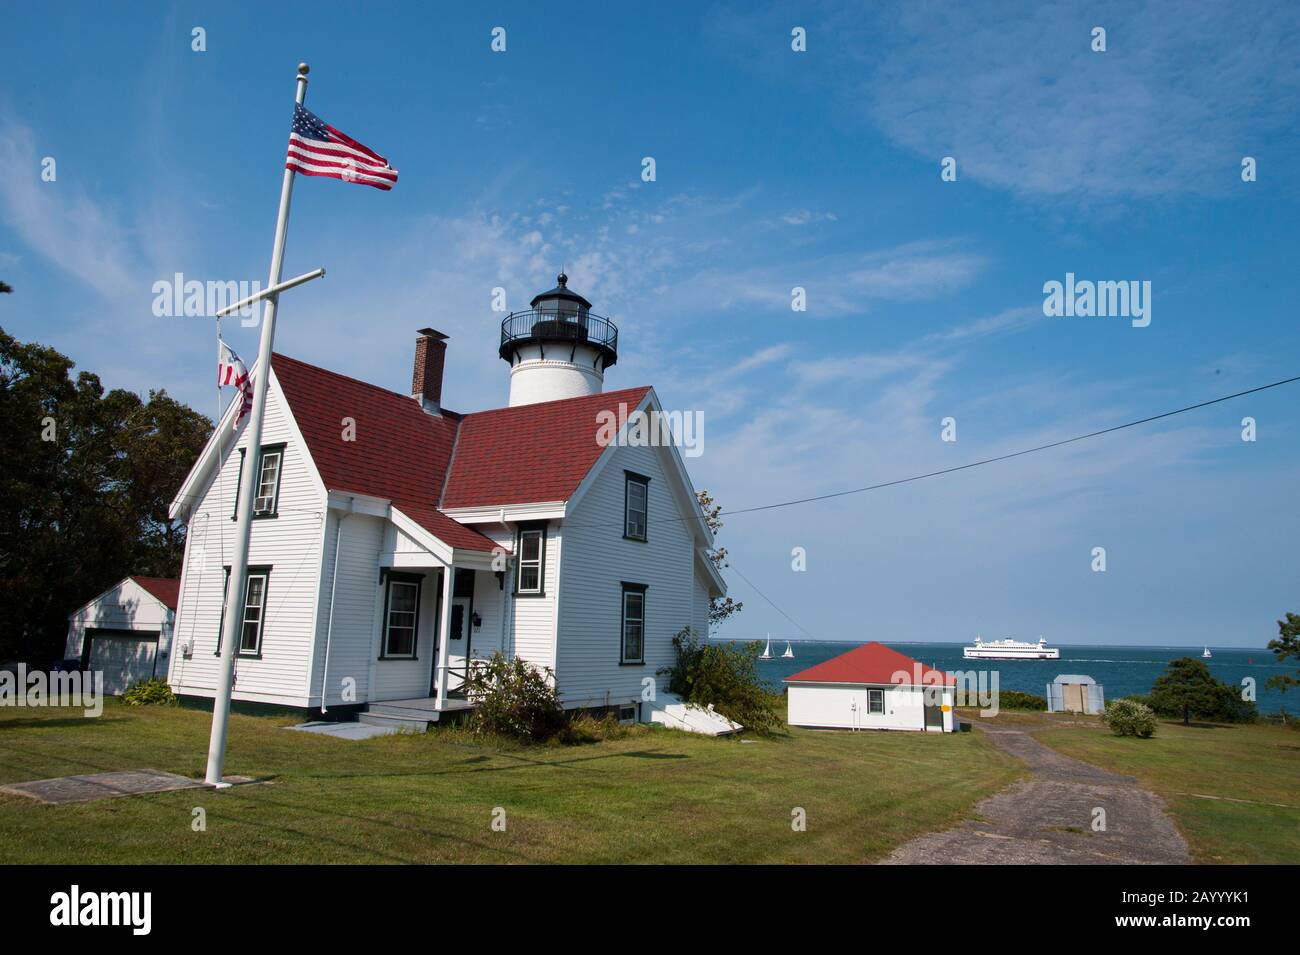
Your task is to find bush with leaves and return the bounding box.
[659,628,782,734]
[464,652,567,742]
[1102,698,1157,738]
[121,678,177,706]
[1147,657,1257,724]
[997,690,1047,711]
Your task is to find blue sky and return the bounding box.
[1,1,1297,647]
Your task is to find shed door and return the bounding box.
[924,702,944,730]
[87,629,159,695]
[1063,683,1085,713]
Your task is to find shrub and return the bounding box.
[1102,698,1157,738]
[997,690,1047,711]
[1147,657,1257,724]
[465,652,567,743]
[121,678,177,706]
[659,628,783,735]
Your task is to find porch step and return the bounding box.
[358,713,430,732]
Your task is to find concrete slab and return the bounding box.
[0,770,254,805]
[287,720,401,740]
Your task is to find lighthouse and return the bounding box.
[498,272,619,407]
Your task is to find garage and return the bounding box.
[86,629,161,695]
[65,576,179,696]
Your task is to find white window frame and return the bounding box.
[516,528,544,595]
[624,473,649,541]
[620,584,646,665]
[867,688,884,715]
[254,448,283,514]
[239,570,269,655]
[383,578,421,659]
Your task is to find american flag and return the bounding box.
[285,104,398,191]
[218,340,254,431]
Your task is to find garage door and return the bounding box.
[87,629,159,695]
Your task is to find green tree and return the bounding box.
[0,281,12,294]
[695,489,743,630]
[0,326,210,662]
[1266,612,1300,694]
[1147,657,1256,725]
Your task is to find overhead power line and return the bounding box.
[572,372,1300,532]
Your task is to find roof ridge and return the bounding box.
[462,384,652,421]
[272,352,464,419]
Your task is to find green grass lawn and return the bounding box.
[0,702,1020,864]
[1027,714,1300,864]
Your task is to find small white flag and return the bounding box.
[218,340,253,431]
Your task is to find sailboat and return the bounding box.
[759,635,773,660]
[782,640,795,659]
[1202,646,1212,659]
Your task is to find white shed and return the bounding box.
[785,642,956,732]
[1046,674,1104,714]
[65,576,179,695]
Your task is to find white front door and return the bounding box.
[445,597,472,690]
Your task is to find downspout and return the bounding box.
[319,499,352,714]
[498,508,511,657]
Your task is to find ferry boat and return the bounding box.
[963,635,1060,660]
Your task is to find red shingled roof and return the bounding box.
[272,354,499,553]
[270,354,650,552]
[784,642,956,686]
[441,386,652,508]
[131,576,180,610]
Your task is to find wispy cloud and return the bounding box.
[0,119,138,299]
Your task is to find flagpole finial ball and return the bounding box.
[298,63,310,75]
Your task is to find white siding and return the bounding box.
[168,384,328,707]
[65,578,174,686]
[372,566,439,701]
[786,683,956,732]
[692,572,710,639]
[554,442,697,710]
[308,512,385,707]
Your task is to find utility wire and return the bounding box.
[571,372,1300,532]
[706,372,1300,645]
[724,558,818,641]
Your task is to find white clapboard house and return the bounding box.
[167,274,725,724]
[785,642,957,732]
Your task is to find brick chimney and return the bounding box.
[412,328,448,414]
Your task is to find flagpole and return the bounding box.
[204,62,310,787]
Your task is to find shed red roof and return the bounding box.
[131,576,181,610]
[441,386,652,508]
[784,642,956,686]
[269,354,651,551]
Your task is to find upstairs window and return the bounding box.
[232,444,285,519]
[516,526,545,595]
[253,447,283,516]
[624,472,649,541]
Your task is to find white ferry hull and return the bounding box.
[963,647,1060,660]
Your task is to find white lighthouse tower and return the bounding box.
[499,272,619,407]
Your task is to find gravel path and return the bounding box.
[881,725,1189,864]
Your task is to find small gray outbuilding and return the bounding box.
[1046,674,1105,714]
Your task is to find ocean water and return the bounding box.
[725,640,1296,715]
